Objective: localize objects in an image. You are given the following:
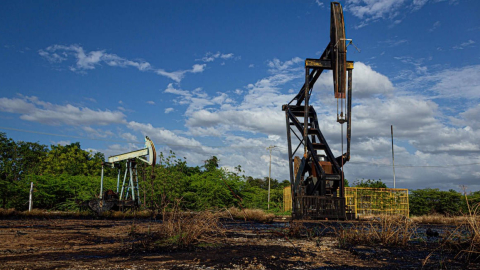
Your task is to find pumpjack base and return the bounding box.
[85,190,139,215]
[292,195,347,220]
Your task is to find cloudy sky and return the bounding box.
[1,0,479,191]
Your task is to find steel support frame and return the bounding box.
[283,46,353,220]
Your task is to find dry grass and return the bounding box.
[0,208,17,216]
[335,215,416,247]
[223,207,275,223]
[423,196,480,267]
[0,208,158,219]
[359,213,472,225]
[0,208,159,220]
[411,214,469,225]
[157,211,224,248]
[0,208,92,218]
[103,209,153,219]
[125,210,225,251]
[457,196,480,261]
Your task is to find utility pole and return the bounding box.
[266,145,277,210]
[391,125,396,189]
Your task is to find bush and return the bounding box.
[409,188,464,216]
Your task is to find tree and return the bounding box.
[354,178,387,188]
[0,133,48,208]
[40,142,103,176]
[409,188,463,216]
[203,156,219,172]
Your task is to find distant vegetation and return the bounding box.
[0,132,289,213]
[1,132,478,216]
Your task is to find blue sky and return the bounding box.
[1,0,479,191]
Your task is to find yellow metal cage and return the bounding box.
[283,186,292,212]
[283,186,409,217]
[345,187,409,217]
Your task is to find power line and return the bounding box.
[349,161,480,168]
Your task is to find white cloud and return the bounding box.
[82,126,113,138]
[0,96,126,126]
[314,61,394,98]
[267,57,302,74]
[40,44,151,71]
[163,83,233,114]
[188,126,224,137]
[380,39,408,47]
[315,0,324,7]
[346,0,406,21]
[40,44,203,82]
[429,66,480,98]
[221,53,234,59]
[345,0,438,27]
[164,108,174,114]
[38,50,67,63]
[84,97,97,103]
[184,58,304,136]
[450,104,480,130]
[120,132,138,142]
[429,21,441,32]
[198,52,237,63]
[126,121,216,155]
[452,40,475,50]
[155,64,206,83]
[393,56,428,76]
[234,89,243,95]
[397,65,480,99]
[52,140,71,146]
[146,101,155,105]
[411,0,429,11]
[191,64,206,73]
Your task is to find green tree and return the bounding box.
[0,133,48,208]
[354,178,387,188]
[409,188,463,216]
[203,156,219,172]
[40,142,103,176]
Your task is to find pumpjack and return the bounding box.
[282,2,355,219]
[88,136,156,214]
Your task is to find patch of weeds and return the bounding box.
[223,207,275,223]
[124,210,225,252]
[423,191,480,268]
[334,215,416,247]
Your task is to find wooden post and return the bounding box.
[29,182,33,212]
[391,125,396,189]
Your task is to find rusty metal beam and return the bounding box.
[305,59,354,70]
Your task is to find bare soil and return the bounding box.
[0,217,477,269]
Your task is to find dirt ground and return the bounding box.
[0,217,477,269]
